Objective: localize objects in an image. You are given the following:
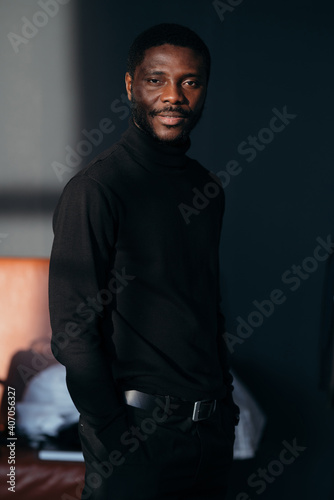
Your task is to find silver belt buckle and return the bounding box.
[192,399,216,422]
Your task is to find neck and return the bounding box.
[119,118,191,174]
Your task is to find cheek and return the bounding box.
[133,85,158,106]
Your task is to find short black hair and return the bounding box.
[127,23,211,82]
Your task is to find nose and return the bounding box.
[161,82,186,105]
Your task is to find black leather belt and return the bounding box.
[124,389,217,422]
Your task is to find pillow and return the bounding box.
[17,364,79,445]
[232,371,266,460]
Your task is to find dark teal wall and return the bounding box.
[75,1,334,498]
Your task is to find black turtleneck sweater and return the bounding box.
[49,119,233,451]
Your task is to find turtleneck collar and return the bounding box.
[119,118,191,174]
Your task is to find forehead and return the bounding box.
[136,44,206,76]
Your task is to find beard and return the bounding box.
[130,92,204,145]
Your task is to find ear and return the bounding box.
[125,72,132,101]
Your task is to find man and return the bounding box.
[49,23,239,500]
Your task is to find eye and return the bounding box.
[184,80,201,88]
[147,78,161,84]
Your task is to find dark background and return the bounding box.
[72,0,334,499]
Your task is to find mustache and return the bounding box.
[149,107,192,118]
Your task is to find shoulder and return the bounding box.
[54,144,124,217]
[81,141,127,185]
[60,138,128,196]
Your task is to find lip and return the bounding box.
[156,115,186,126]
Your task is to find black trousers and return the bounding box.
[78,397,236,500]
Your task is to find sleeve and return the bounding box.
[217,314,240,424]
[217,308,234,395]
[48,174,128,452]
[215,180,240,422]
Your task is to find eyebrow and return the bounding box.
[144,70,203,79]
